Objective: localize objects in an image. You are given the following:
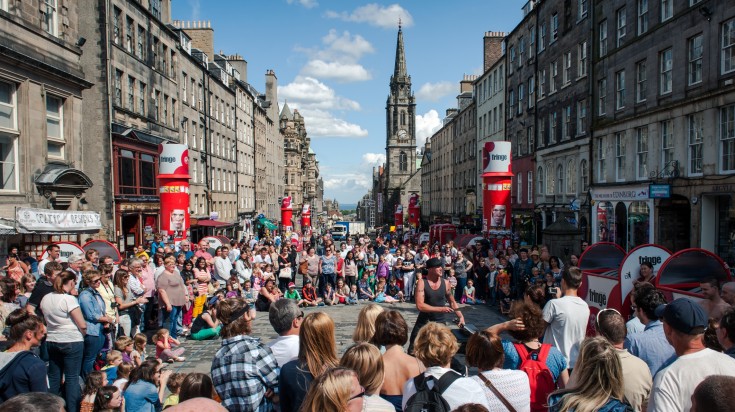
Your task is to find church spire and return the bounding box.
[393,22,407,80]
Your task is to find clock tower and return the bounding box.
[385,22,416,222]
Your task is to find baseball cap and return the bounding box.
[426,257,443,269]
[654,298,708,334]
[530,250,540,256]
[288,282,295,288]
[305,278,312,284]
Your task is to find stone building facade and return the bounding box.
[0,0,93,235]
[533,0,592,244]
[453,77,478,224]
[591,0,735,262]
[79,0,181,251]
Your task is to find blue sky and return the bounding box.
[172,0,527,204]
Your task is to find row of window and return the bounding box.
[534,159,590,199]
[113,69,177,127]
[478,103,503,138]
[113,5,176,77]
[477,64,505,103]
[190,196,241,220]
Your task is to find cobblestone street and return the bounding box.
[168,301,508,376]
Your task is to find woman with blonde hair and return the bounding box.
[402,322,490,411]
[352,303,384,343]
[300,367,365,412]
[341,342,396,411]
[547,337,629,412]
[210,297,279,411]
[280,311,339,412]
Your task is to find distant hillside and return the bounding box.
[340,203,358,211]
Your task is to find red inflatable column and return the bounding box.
[408,194,420,228]
[301,204,311,228]
[281,196,293,233]
[158,144,190,242]
[395,204,404,227]
[481,142,513,232]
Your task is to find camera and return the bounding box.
[110,302,118,309]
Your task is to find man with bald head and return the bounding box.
[721,282,735,306]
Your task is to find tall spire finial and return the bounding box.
[393,22,407,78]
[398,17,402,31]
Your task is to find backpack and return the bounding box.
[404,371,461,412]
[514,343,556,412]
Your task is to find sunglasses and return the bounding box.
[596,307,621,325]
[348,386,366,402]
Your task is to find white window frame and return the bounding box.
[138,82,145,116]
[557,163,564,195]
[616,132,626,182]
[688,113,703,176]
[615,70,626,110]
[537,166,545,197]
[636,126,648,180]
[550,61,558,94]
[598,137,607,183]
[546,161,554,195]
[538,69,546,98]
[637,0,648,35]
[599,20,608,57]
[516,173,523,203]
[567,159,577,194]
[0,80,18,192]
[661,0,673,22]
[688,34,703,85]
[578,0,588,20]
[660,48,673,95]
[551,13,559,42]
[562,105,571,140]
[617,8,626,47]
[721,19,735,75]
[661,120,674,170]
[550,111,558,144]
[581,159,589,191]
[563,51,572,85]
[598,78,607,116]
[528,76,535,108]
[636,60,647,103]
[527,171,533,203]
[721,105,735,173]
[539,23,546,53]
[518,84,524,114]
[46,94,64,159]
[578,41,588,78]
[576,99,587,136]
[42,0,58,36]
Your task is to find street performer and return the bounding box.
[408,257,465,354]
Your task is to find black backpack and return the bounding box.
[404,371,461,412]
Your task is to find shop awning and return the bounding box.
[195,219,234,228]
[257,217,278,230]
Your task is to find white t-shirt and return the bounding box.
[267,335,299,367]
[542,295,589,368]
[40,293,84,343]
[648,348,735,412]
[402,366,491,411]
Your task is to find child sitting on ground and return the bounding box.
[284,282,307,306]
[132,333,147,366]
[335,278,350,304]
[80,371,107,412]
[499,283,512,315]
[100,350,122,381]
[114,336,134,363]
[323,283,337,306]
[386,277,404,302]
[163,372,186,409]
[190,304,221,341]
[461,279,484,305]
[112,362,133,391]
[358,272,374,301]
[374,283,398,304]
[347,284,359,304]
[154,328,186,363]
[241,279,256,311]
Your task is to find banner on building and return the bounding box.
[301,204,311,228]
[158,144,190,241]
[16,208,101,233]
[408,193,420,228]
[281,196,293,233]
[395,204,404,227]
[481,141,513,230]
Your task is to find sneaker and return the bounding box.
[176,357,186,362]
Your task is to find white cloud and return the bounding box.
[325,4,414,29]
[361,153,385,167]
[286,0,318,9]
[318,29,375,62]
[301,60,372,82]
[415,81,455,102]
[279,76,361,110]
[415,109,443,148]
[291,108,368,137]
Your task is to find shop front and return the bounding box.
[694,183,735,267]
[590,185,654,252]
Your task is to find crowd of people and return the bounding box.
[1,233,735,412]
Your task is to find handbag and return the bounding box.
[279,267,292,279]
[299,260,309,275]
[477,372,517,412]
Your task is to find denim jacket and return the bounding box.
[79,288,106,337]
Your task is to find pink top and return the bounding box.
[193,268,210,295]
[140,265,156,297]
[7,264,24,283]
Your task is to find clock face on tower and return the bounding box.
[397,129,407,140]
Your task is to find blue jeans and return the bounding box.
[162,305,183,339]
[82,333,106,378]
[455,277,467,302]
[47,340,84,412]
